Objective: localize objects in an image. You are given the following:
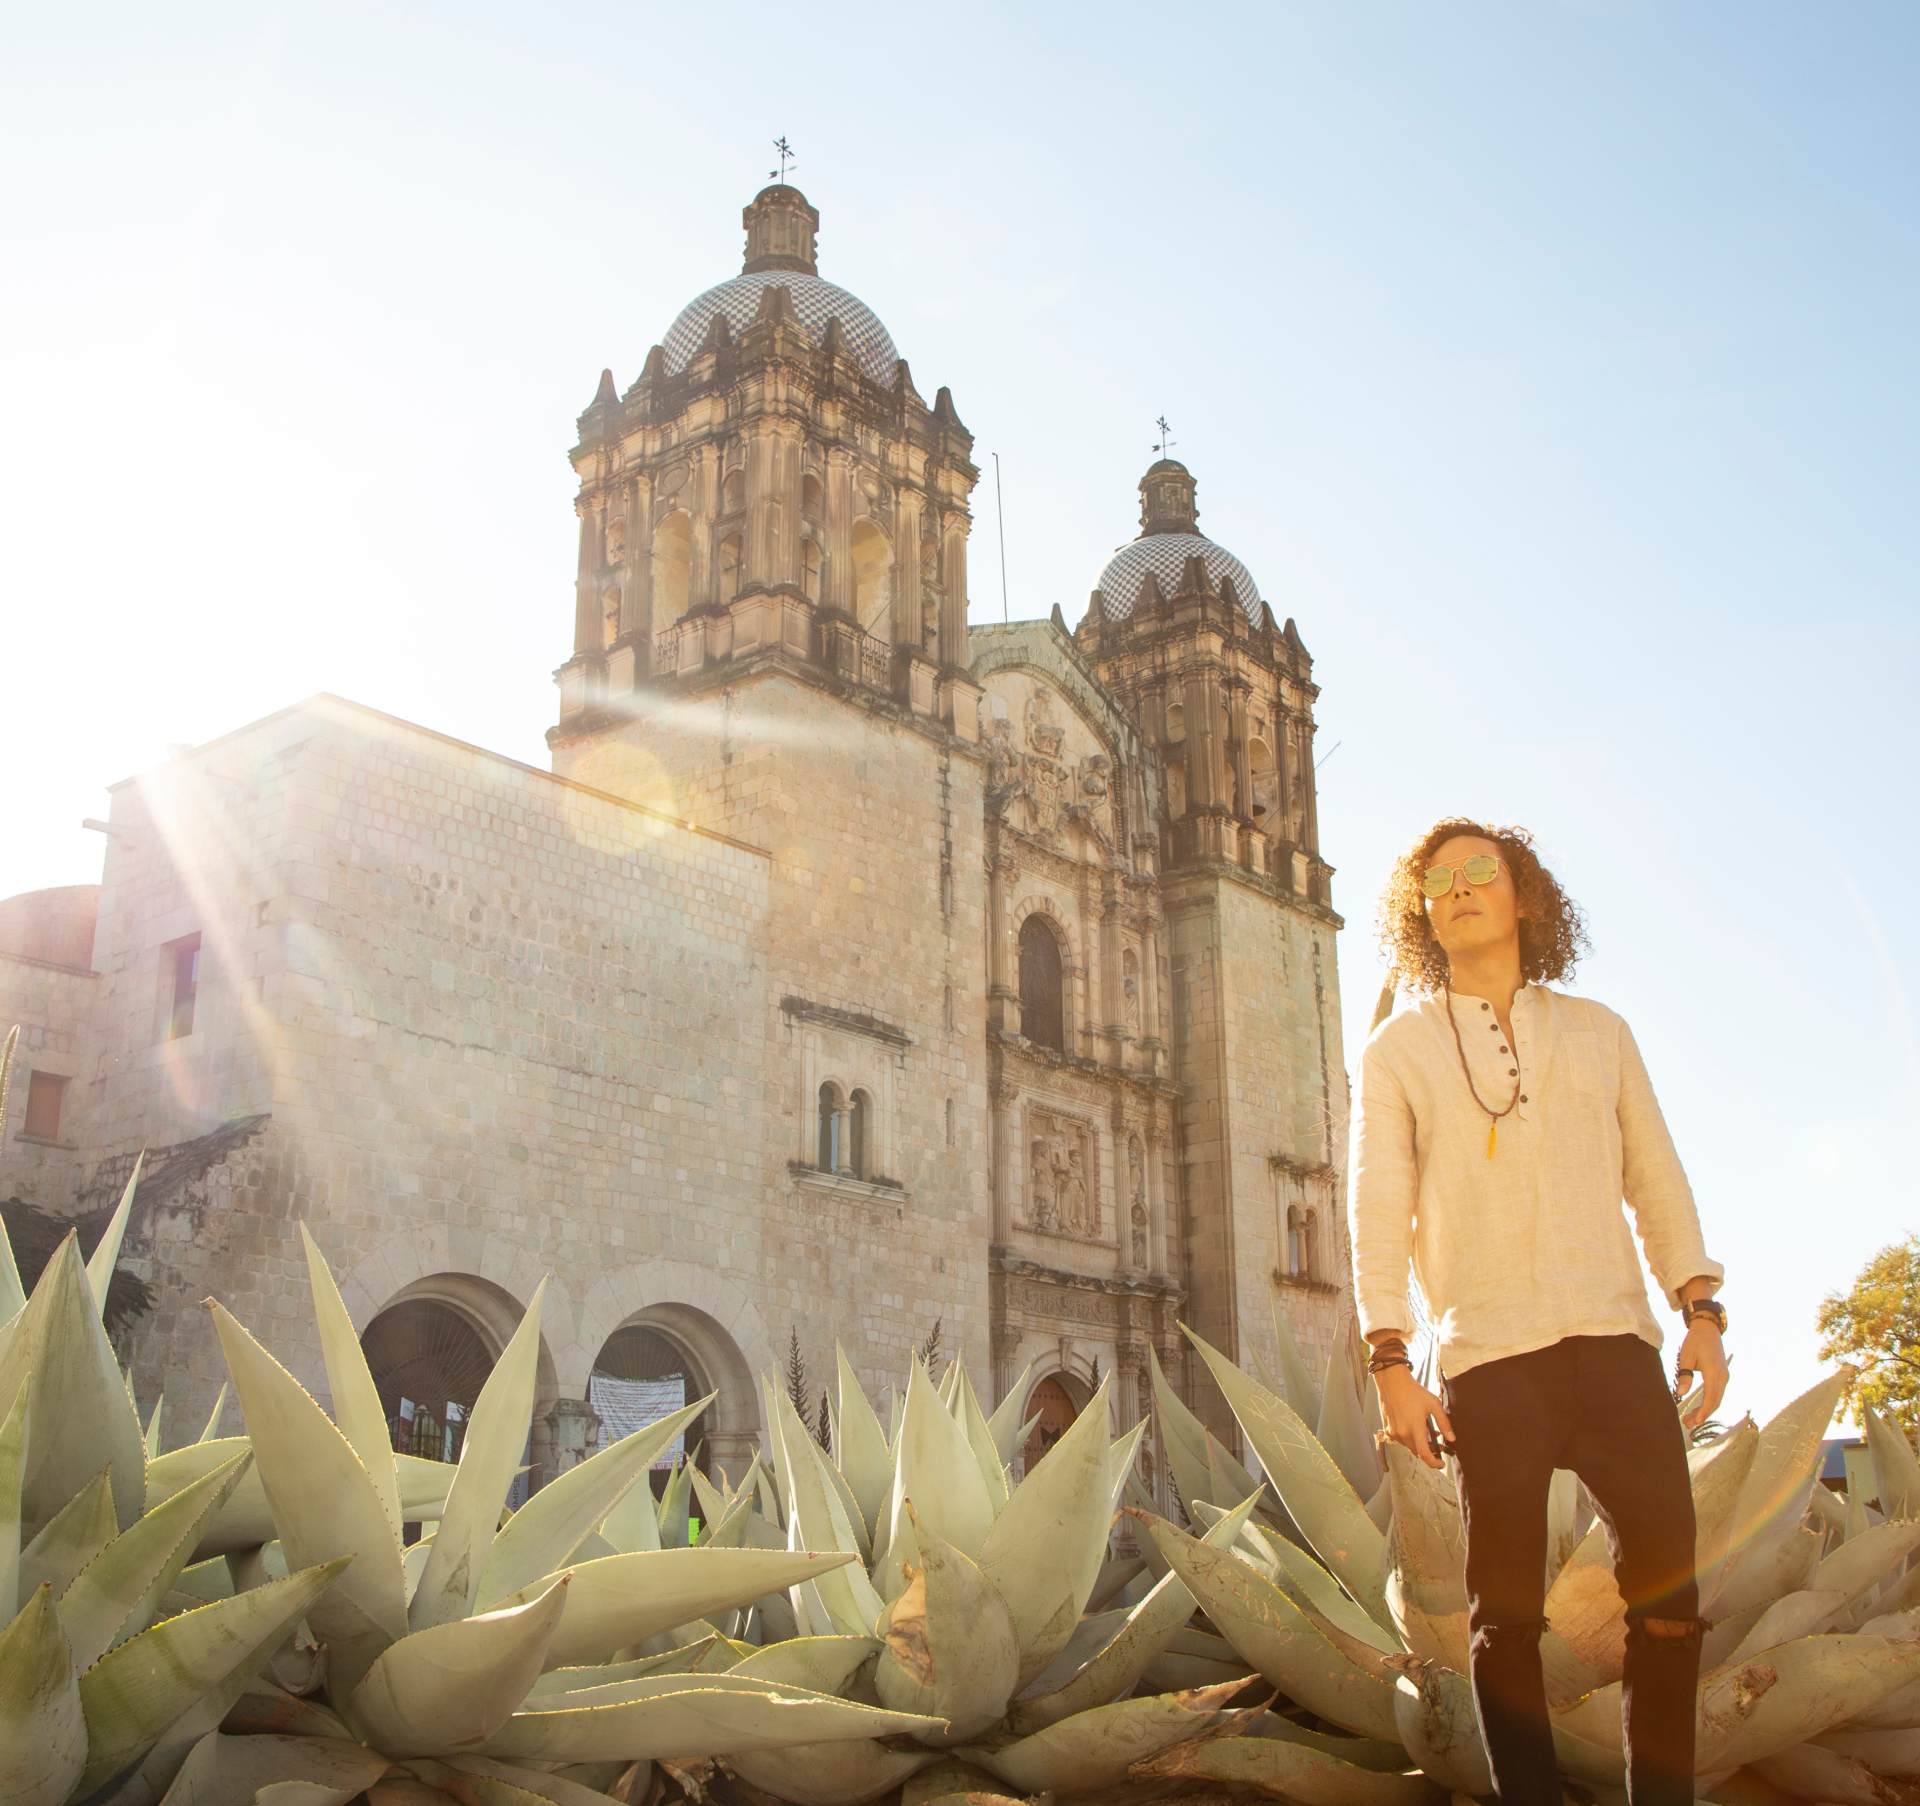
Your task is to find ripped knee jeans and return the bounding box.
[1442,1334,1706,1806]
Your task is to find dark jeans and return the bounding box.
[1441,1333,1704,1806]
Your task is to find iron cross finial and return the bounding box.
[1153,415,1176,459]
[769,137,797,183]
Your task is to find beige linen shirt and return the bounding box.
[1347,982,1724,1379]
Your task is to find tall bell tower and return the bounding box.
[1075,459,1350,1429]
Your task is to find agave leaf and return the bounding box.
[528,1638,741,1701]
[1235,1523,1399,1655]
[1726,1372,1849,1561]
[598,1459,664,1556]
[729,1633,875,1696]
[429,1753,637,1806]
[76,1557,351,1792]
[1136,1511,1400,1740]
[816,1428,875,1562]
[1713,1522,1826,1622]
[22,1466,117,1598]
[1728,1587,1851,1663]
[983,1359,1039,1466]
[1811,1723,1920,1777]
[1697,1632,1920,1771]
[1149,1345,1261,1518]
[194,1385,229,1445]
[154,1730,394,1804]
[1106,1421,1148,1512]
[891,1360,995,1565]
[141,1397,165,1464]
[875,1503,1019,1742]
[477,1397,707,1609]
[657,1457,693,1550]
[87,1153,145,1318]
[1185,1327,1390,1626]
[1382,1442,1464,1614]
[1751,1741,1901,1804]
[1133,1727,1434,1804]
[1690,1419,1761,1610]
[346,1573,571,1757]
[1539,1509,1628,1700]
[1270,1299,1324,1424]
[769,1380,884,1638]
[494,1546,861,1668]
[729,1736,937,1806]
[688,1461,728,1533]
[1389,1655,1491,1796]
[1865,1406,1920,1523]
[1315,1325,1383,1501]
[478,1673,942,1762]
[1810,1517,1920,1627]
[0,1585,86,1806]
[978,1374,1115,1687]
[975,1677,1259,1794]
[1009,1488,1265,1733]
[208,1301,409,1661]
[952,1365,1010,1513]
[60,1449,253,1667]
[300,1225,404,1552]
[413,1277,548,1631]
[835,1346,896,1533]
[0,1235,147,1530]
[0,1375,26,1618]
[1849,1662,1920,1730]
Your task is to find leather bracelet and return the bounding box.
[1367,1355,1413,1376]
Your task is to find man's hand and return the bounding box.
[1374,1364,1455,1470]
[1675,1322,1729,1432]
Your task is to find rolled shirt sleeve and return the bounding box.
[1615,1012,1725,1311]
[1348,1034,1419,1339]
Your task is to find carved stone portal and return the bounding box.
[1026,1107,1098,1237]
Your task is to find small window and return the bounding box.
[1302,1208,1319,1282]
[1286,1204,1305,1278]
[848,1090,871,1179]
[167,934,202,1040]
[24,1071,67,1142]
[817,1083,844,1173]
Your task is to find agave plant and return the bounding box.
[1118,1324,1920,1803]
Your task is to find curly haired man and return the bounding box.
[1348,818,1729,1805]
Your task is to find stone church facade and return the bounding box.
[0,184,1352,1489]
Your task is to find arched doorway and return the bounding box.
[1020,1374,1082,1477]
[361,1298,494,1467]
[589,1323,714,1497]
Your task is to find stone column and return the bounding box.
[824,449,856,614]
[1229,684,1252,822]
[573,496,600,654]
[987,850,1015,1032]
[773,431,804,588]
[545,1397,600,1477]
[1182,674,1213,808]
[1147,1126,1170,1277]
[893,486,924,650]
[622,475,652,647]
[688,448,717,608]
[990,1078,1019,1243]
[744,429,777,588]
[939,515,969,669]
[1300,716,1321,855]
[1101,881,1124,1063]
[991,1319,1025,1412]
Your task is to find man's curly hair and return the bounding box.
[1377,817,1591,994]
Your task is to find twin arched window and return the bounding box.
[1018,916,1065,1053]
[817,1083,872,1179]
[1286,1205,1321,1281]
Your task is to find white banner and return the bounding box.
[589,1373,688,1468]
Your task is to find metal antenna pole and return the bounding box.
[993,451,1010,624]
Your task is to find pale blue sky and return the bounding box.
[4,3,1915,1432]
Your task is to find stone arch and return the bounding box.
[851,518,893,638]
[568,1260,771,1473]
[652,510,692,625]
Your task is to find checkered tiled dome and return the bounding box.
[660,273,900,385]
[1096,533,1264,623]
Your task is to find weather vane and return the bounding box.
[769,136,797,183]
[1153,414,1176,459]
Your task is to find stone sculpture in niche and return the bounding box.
[606,517,627,562]
[1128,1137,1148,1266]
[1027,1108,1096,1237]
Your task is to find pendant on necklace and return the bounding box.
[1486,1119,1497,1160]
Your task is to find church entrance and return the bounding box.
[1020,1374,1081,1476]
[361,1298,495,1469]
[589,1324,712,1499]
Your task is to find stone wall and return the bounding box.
[0,950,99,1209]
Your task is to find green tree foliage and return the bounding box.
[1817,1232,1920,1434]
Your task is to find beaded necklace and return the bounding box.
[1443,981,1523,1159]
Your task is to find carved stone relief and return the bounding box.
[1026,1106,1098,1238]
[1127,1135,1148,1267]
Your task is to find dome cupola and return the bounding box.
[1093,459,1264,625]
[657,184,901,385]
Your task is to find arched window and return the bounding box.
[1166,702,1186,744]
[851,519,892,637]
[848,1089,871,1179]
[801,473,824,522]
[1018,916,1065,1054]
[1287,1205,1306,1278]
[720,470,745,517]
[602,587,622,650]
[817,1083,845,1173]
[801,538,823,603]
[1249,736,1276,828]
[718,530,743,601]
[653,512,691,624]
